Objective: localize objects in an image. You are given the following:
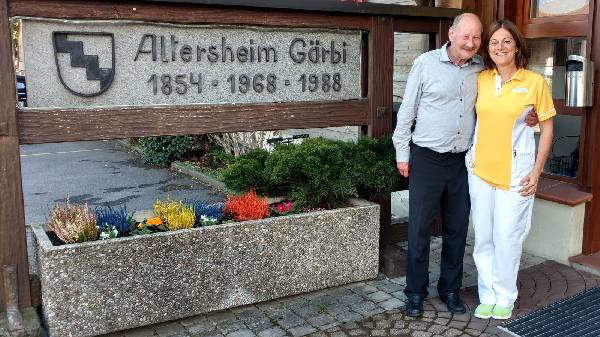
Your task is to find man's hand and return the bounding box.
[525,110,538,127]
[397,162,409,177]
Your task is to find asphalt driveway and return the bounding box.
[20,139,225,225]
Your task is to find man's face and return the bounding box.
[448,15,482,61]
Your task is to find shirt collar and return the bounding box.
[491,67,525,82]
[440,42,482,65]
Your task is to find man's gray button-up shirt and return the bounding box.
[392,43,484,162]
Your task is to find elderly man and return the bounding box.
[393,13,478,317]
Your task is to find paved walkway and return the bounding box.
[98,239,600,337]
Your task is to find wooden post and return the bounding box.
[368,15,393,139]
[0,0,31,309]
[367,15,395,273]
[583,0,600,254]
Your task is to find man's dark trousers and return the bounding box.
[404,144,470,298]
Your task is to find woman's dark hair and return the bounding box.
[483,19,529,69]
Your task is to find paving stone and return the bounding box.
[208,312,237,323]
[389,328,411,336]
[288,324,317,337]
[216,320,247,335]
[351,285,378,295]
[307,332,328,337]
[379,298,405,310]
[266,309,304,329]
[392,320,406,329]
[245,318,275,332]
[411,331,432,337]
[366,291,392,302]
[226,329,256,337]
[292,304,322,319]
[257,327,287,337]
[155,323,187,337]
[123,327,158,337]
[408,322,429,331]
[347,328,367,336]
[320,322,341,331]
[390,291,408,301]
[330,332,348,337]
[193,331,226,337]
[341,322,360,330]
[427,324,446,334]
[375,283,404,294]
[338,293,364,306]
[441,328,463,337]
[306,314,336,327]
[349,301,379,315]
[334,311,363,324]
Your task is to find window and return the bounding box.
[530,0,589,18]
[528,38,586,179]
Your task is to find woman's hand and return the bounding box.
[519,171,540,196]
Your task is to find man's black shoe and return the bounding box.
[405,295,424,317]
[440,292,466,314]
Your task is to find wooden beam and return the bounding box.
[583,0,600,254]
[393,17,439,33]
[0,0,31,309]
[8,0,371,30]
[367,15,393,138]
[18,100,369,144]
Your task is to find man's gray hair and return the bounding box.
[452,13,475,29]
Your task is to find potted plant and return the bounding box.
[32,137,389,337]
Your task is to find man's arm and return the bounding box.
[525,110,538,127]
[392,57,424,177]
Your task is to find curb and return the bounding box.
[171,161,228,193]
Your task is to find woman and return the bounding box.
[467,19,554,320]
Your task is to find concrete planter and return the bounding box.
[32,199,380,337]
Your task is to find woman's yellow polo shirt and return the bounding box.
[473,68,556,190]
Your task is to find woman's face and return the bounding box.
[488,28,517,68]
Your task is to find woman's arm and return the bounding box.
[519,117,554,196]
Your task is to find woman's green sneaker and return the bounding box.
[474,304,494,319]
[491,305,513,320]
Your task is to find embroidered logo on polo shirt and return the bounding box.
[512,87,528,94]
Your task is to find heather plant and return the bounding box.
[185,200,225,227]
[153,199,196,231]
[48,199,98,244]
[95,205,134,237]
[224,190,270,221]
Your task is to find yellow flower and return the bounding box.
[137,223,144,229]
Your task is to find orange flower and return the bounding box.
[146,216,163,226]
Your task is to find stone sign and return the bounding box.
[22,19,362,108]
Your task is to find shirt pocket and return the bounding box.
[510,151,535,192]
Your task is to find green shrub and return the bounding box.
[219,149,272,195]
[266,138,358,208]
[138,136,193,167]
[219,137,398,208]
[353,136,399,198]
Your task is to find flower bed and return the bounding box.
[32,198,380,337]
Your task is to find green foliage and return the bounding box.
[266,138,358,208]
[138,136,193,167]
[220,137,399,208]
[219,149,272,195]
[353,136,399,198]
[207,146,235,168]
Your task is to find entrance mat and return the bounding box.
[499,286,600,337]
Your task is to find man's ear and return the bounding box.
[448,27,454,42]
